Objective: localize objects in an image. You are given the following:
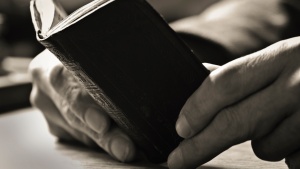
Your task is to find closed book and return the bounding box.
[30,0,209,163]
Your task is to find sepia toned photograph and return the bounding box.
[0,0,299,168]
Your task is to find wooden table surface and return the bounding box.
[0,108,287,169]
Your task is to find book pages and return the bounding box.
[31,0,67,38]
[47,0,113,37]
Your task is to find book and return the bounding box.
[30,0,209,163]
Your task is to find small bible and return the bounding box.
[30,0,209,163]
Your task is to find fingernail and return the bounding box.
[168,150,183,169]
[176,113,192,138]
[85,108,109,134]
[111,136,130,162]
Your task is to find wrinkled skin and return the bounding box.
[168,37,300,169]
[29,50,136,162]
[30,37,300,169]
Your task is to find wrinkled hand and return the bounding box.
[29,50,136,162]
[168,37,300,169]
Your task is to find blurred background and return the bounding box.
[0,0,41,112]
[0,0,100,112]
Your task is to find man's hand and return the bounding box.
[29,50,136,162]
[168,37,300,169]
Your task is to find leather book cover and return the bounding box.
[30,0,209,163]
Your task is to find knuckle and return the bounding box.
[88,129,101,142]
[274,38,300,61]
[212,68,238,102]
[29,68,41,82]
[90,131,102,143]
[66,89,94,123]
[215,108,238,132]
[66,113,80,127]
[59,98,70,114]
[29,63,44,83]
[187,91,209,120]
[187,138,202,156]
[63,110,85,132]
[67,87,82,106]
[58,73,83,106]
[30,50,65,86]
[213,108,248,142]
[181,109,196,131]
[66,86,85,115]
[84,108,111,135]
[99,122,110,136]
[48,64,64,89]
[96,129,119,150]
[81,134,97,147]
[60,106,77,126]
[281,38,300,51]
[59,86,86,119]
[56,85,82,114]
[275,40,290,53]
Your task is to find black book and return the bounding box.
[30,0,209,163]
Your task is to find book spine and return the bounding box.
[39,38,148,147]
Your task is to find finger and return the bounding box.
[30,50,106,132]
[45,86,136,162]
[202,63,219,72]
[30,51,137,161]
[59,106,136,162]
[252,111,300,161]
[30,84,69,128]
[29,50,61,91]
[47,62,111,134]
[168,71,294,169]
[48,119,97,147]
[286,150,300,169]
[96,126,137,162]
[176,40,290,138]
[31,85,96,147]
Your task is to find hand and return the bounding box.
[168,37,300,169]
[29,50,136,162]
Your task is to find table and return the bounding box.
[0,108,287,169]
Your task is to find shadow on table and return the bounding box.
[55,140,229,169]
[56,140,167,169]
